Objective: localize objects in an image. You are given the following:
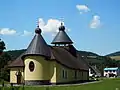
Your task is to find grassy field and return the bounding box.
[0,78,120,90]
[0,81,10,84]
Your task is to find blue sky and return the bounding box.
[0,0,120,55]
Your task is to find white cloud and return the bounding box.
[76,4,90,14]
[38,18,61,33]
[90,15,101,29]
[38,18,71,37]
[22,30,33,36]
[0,28,16,35]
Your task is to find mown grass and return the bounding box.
[0,80,10,84]
[0,78,120,90]
[50,78,120,90]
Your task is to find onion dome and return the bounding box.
[59,23,65,31]
[35,26,41,34]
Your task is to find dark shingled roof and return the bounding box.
[8,54,24,67]
[63,45,77,57]
[77,53,101,76]
[51,47,89,70]
[8,25,88,70]
[8,46,88,71]
[22,26,51,59]
[51,23,73,44]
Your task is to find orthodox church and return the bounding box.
[8,22,89,85]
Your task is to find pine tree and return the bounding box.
[0,39,6,55]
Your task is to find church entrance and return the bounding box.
[17,75,21,84]
[15,70,22,84]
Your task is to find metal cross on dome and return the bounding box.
[59,17,64,25]
[36,18,41,27]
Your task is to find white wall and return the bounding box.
[104,70,117,77]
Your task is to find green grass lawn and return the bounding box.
[0,80,9,84]
[1,78,120,90]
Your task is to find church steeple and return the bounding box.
[22,24,50,59]
[51,22,73,46]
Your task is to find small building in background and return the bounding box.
[104,67,120,78]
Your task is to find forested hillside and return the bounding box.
[78,51,99,56]
[106,51,120,56]
[6,49,26,60]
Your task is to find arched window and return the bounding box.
[29,61,35,72]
